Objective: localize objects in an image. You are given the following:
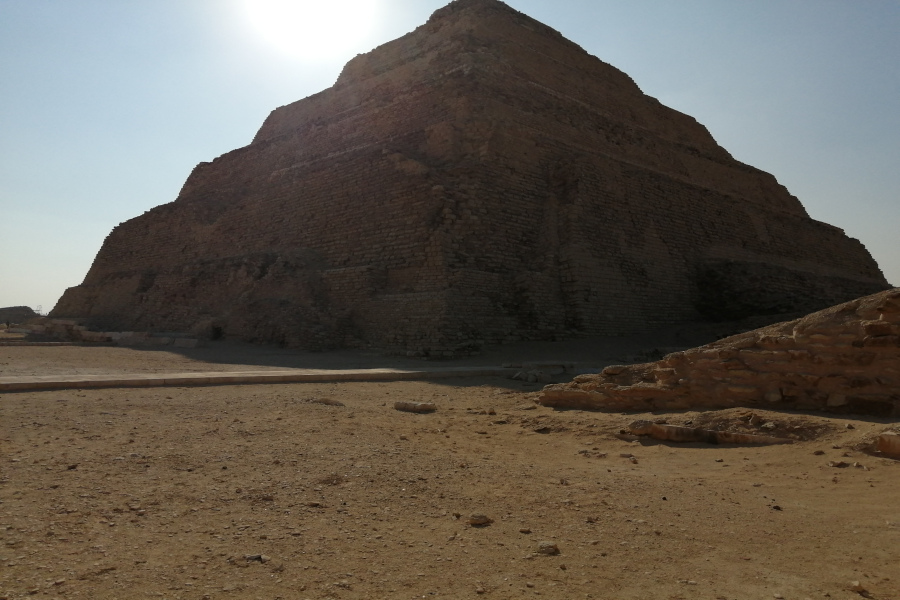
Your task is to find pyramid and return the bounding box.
[52,0,889,353]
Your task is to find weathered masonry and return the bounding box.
[52,0,890,353]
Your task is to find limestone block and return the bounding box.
[875,433,900,456]
[863,335,899,348]
[600,365,627,376]
[863,320,894,336]
[723,385,758,398]
[763,390,783,403]
[654,368,679,386]
[756,335,795,349]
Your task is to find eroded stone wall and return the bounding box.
[541,289,900,417]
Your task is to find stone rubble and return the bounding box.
[541,288,900,417]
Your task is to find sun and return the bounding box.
[241,0,380,62]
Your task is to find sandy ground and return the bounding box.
[0,316,782,378]
[1,342,898,600]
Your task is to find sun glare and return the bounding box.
[242,0,379,62]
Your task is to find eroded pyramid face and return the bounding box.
[52,0,888,352]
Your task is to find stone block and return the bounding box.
[763,390,782,403]
[862,321,894,336]
[875,433,900,456]
[863,335,899,348]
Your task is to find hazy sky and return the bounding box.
[1,0,898,312]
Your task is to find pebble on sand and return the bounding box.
[537,541,560,555]
[468,514,493,527]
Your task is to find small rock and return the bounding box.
[244,554,269,563]
[828,461,850,468]
[394,402,436,413]
[309,397,344,407]
[475,586,486,594]
[848,580,868,594]
[845,423,855,430]
[813,450,825,455]
[537,541,560,555]
[468,514,493,527]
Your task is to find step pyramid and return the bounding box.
[52,0,889,353]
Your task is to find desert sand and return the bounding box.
[1,339,898,599]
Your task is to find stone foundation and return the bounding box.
[540,288,900,417]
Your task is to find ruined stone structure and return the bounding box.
[540,288,900,417]
[52,0,889,353]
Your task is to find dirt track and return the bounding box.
[1,343,898,599]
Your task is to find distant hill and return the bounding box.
[0,306,38,324]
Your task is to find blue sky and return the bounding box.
[1,0,898,312]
